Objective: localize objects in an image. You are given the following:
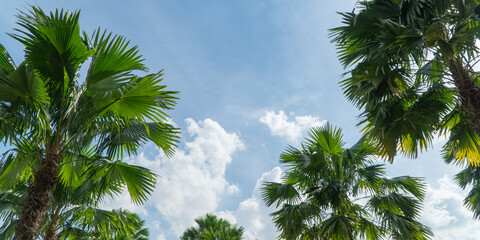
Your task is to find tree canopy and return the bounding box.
[331,0,480,166]
[262,125,432,239]
[181,214,245,240]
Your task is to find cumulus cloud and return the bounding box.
[259,110,326,142]
[105,118,245,236]
[101,191,148,216]
[215,210,238,225]
[232,167,283,240]
[208,168,282,240]
[421,175,480,239]
[149,118,245,235]
[422,176,462,228]
[156,234,167,240]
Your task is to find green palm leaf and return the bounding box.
[10,7,92,107]
[84,160,157,205]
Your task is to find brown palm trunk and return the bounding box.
[44,207,61,240]
[448,59,480,135]
[13,149,60,240]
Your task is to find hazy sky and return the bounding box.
[1,1,480,239]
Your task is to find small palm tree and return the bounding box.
[57,209,149,240]
[330,0,480,165]
[262,124,432,239]
[0,7,179,239]
[181,214,245,240]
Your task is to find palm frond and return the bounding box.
[261,182,301,208]
[442,113,480,166]
[9,7,92,108]
[463,184,480,219]
[85,28,146,89]
[84,160,157,205]
[0,43,16,71]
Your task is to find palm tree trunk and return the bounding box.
[13,148,60,240]
[45,207,61,240]
[448,59,480,136]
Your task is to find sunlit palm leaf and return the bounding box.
[10,7,92,109]
[85,28,146,89]
[0,43,16,71]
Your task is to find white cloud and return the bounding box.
[101,191,148,216]
[234,167,283,240]
[206,167,282,240]
[421,175,480,239]
[422,176,461,228]
[156,234,167,240]
[215,210,238,225]
[106,118,245,236]
[259,110,326,142]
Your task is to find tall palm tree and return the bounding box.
[330,0,480,165]
[181,214,245,240]
[0,142,155,240]
[262,125,432,239]
[0,186,149,240]
[0,7,179,239]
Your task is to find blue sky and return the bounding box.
[2,0,480,239]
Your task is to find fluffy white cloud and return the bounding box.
[259,110,326,142]
[105,118,245,236]
[233,167,283,240]
[101,191,148,216]
[421,175,480,239]
[215,210,238,225]
[149,118,245,235]
[422,176,462,228]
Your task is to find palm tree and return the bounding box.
[0,185,149,240]
[0,7,179,239]
[57,209,149,240]
[330,0,480,165]
[181,214,245,240]
[0,145,154,240]
[261,124,432,239]
[43,172,152,240]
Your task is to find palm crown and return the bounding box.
[181,214,245,240]
[262,125,432,239]
[331,0,480,165]
[0,7,179,239]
